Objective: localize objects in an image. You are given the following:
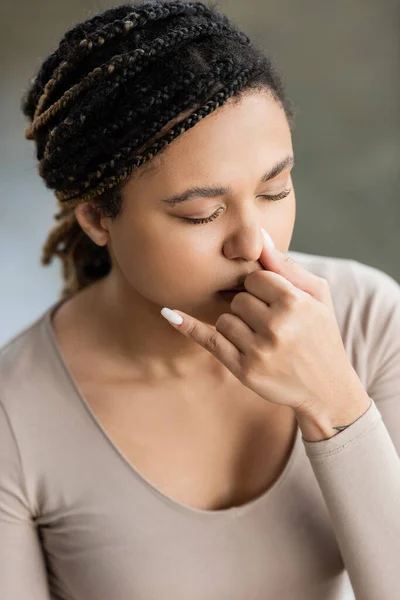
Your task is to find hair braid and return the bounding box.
[25,2,192,119]
[21,0,296,301]
[41,54,239,186]
[55,63,263,208]
[30,3,210,123]
[27,19,248,143]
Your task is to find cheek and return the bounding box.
[270,194,296,249]
[286,193,296,235]
[109,222,210,296]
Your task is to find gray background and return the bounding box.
[1,0,399,348]
[0,1,398,596]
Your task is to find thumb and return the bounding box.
[260,227,329,301]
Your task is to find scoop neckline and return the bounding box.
[42,297,301,520]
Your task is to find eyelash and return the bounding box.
[181,189,292,225]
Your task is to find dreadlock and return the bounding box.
[21,0,295,300]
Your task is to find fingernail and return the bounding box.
[161,307,183,325]
[261,227,275,249]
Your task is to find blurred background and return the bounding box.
[1,0,399,353]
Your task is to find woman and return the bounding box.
[1,1,399,598]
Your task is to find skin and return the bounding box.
[70,90,296,385]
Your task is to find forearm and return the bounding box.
[297,398,400,599]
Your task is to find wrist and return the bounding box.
[294,391,372,442]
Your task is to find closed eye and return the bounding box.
[181,188,292,225]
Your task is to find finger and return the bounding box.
[260,227,327,300]
[244,270,303,307]
[215,311,255,355]
[230,290,274,335]
[161,308,244,379]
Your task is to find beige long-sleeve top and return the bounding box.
[1,250,400,600]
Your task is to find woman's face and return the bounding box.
[101,90,296,325]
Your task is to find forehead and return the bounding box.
[125,91,293,196]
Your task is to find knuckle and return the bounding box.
[316,276,329,290]
[315,276,332,301]
[281,288,301,309]
[240,343,267,378]
[251,335,268,356]
[240,360,255,384]
[267,315,284,341]
[204,332,218,353]
[268,313,295,344]
[283,253,297,267]
[187,319,200,337]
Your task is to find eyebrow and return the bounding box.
[158,155,295,207]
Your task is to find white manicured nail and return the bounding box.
[261,227,275,249]
[161,307,183,325]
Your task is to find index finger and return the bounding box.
[161,307,243,379]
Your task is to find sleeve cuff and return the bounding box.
[301,396,382,458]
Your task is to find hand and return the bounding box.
[161,228,365,418]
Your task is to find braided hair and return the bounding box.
[21,0,295,300]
